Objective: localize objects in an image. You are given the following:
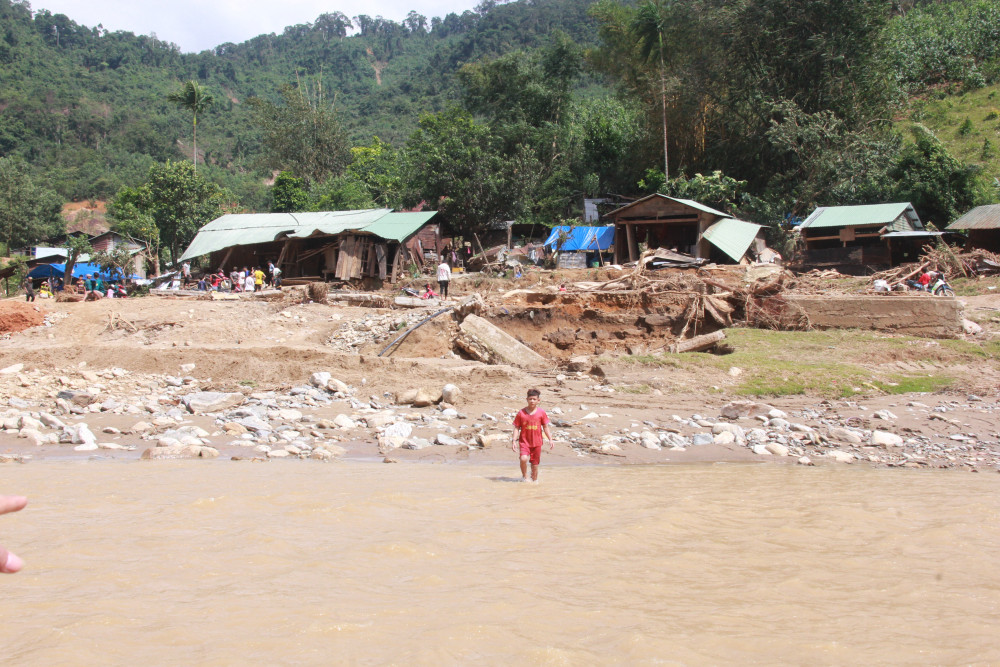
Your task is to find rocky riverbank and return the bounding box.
[1,359,997,471]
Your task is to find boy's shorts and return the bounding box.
[520,443,542,465]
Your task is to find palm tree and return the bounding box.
[167,81,214,172]
[633,0,670,182]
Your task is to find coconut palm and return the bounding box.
[167,81,214,172]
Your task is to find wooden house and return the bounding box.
[798,202,936,270]
[605,194,762,264]
[946,205,1000,252]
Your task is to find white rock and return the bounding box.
[0,363,24,374]
[797,456,813,466]
[434,434,465,447]
[332,414,357,429]
[639,431,662,449]
[751,444,771,455]
[581,412,600,420]
[871,430,903,447]
[873,410,897,420]
[765,442,789,456]
[383,422,413,439]
[828,450,855,463]
[267,449,291,458]
[827,427,863,444]
[310,372,331,389]
[441,383,461,404]
[767,408,788,419]
[713,431,736,445]
[73,442,99,451]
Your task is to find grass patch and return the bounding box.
[239,380,257,387]
[613,383,652,394]
[871,375,954,394]
[614,353,684,368]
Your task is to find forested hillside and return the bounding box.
[2,0,1000,265]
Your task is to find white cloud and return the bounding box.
[32,0,477,53]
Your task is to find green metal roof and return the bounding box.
[362,211,439,242]
[801,203,921,230]
[179,209,435,261]
[702,218,762,262]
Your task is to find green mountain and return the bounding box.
[0,0,601,204]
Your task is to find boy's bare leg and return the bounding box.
[520,456,529,481]
[531,463,539,481]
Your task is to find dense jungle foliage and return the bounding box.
[2,0,1000,261]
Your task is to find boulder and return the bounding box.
[477,433,509,448]
[383,422,413,439]
[402,437,433,450]
[639,431,662,449]
[395,389,419,405]
[827,427,863,444]
[181,392,245,414]
[455,314,548,368]
[765,442,789,456]
[565,356,592,373]
[828,450,855,463]
[434,434,466,447]
[332,414,357,429]
[412,388,441,408]
[57,390,96,406]
[871,430,903,447]
[441,384,461,404]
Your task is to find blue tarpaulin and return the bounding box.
[542,226,614,251]
[27,263,136,280]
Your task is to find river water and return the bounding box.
[2,461,998,665]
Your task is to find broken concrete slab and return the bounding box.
[455,314,548,368]
[783,295,963,338]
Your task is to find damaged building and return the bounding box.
[179,209,438,285]
[605,194,764,265]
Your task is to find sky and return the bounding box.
[29,0,479,53]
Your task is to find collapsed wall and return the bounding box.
[783,295,964,338]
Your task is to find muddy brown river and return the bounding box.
[2,461,998,665]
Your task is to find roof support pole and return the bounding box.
[626,223,637,263]
[276,239,292,271]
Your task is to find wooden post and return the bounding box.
[626,224,637,263]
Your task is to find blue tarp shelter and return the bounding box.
[542,226,614,251]
[27,263,136,280]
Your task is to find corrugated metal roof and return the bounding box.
[702,219,762,262]
[179,209,435,261]
[800,203,921,230]
[947,204,1000,230]
[362,211,438,242]
[881,231,944,238]
[606,193,733,220]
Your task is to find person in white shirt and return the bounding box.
[436,260,451,298]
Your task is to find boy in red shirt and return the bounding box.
[512,388,553,482]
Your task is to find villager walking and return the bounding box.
[21,277,34,302]
[437,260,451,298]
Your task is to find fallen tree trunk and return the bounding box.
[669,330,726,354]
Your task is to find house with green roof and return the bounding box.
[798,202,938,270]
[606,194,764,264]
[178,209,438,284]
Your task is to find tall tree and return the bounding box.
[247,85,351,185]
[0,157,63,253]
[166,80,214,172]
[111,160,230,265]
[632,0,670,181]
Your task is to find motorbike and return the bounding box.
[930,277,955,297]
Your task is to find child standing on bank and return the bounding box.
[512,388,553,482]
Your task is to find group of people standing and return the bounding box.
[194,261,281,293]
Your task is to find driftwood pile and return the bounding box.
[586,248,810,334]
[871,247,1000,286]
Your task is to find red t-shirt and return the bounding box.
[514,408,549,448]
